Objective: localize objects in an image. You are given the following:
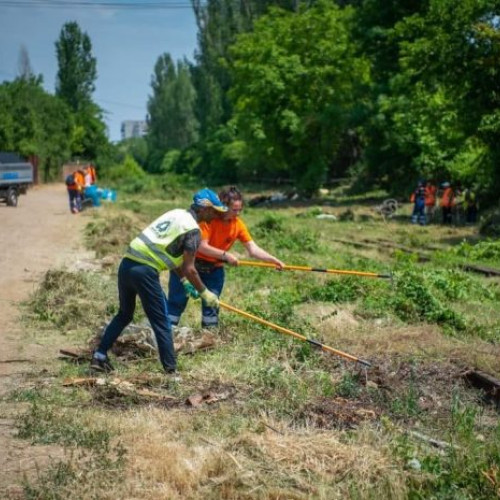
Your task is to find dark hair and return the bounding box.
[218,186,243,206]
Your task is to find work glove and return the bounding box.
[181,278,199,299]
[200,288,219,308]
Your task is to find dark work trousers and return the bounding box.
[67,189,81,213]
[97,258,176,372]
[168,266,225,327]
[442,206,453,224]
[466,205,478,224]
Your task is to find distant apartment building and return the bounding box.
[121,120,147,140]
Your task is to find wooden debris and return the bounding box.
[62,376,175,401]
[175,332,217,354]
[407,430,458,450]
[186,391,230,407]
[63,377,99,387]
[462,264,500,277]
[362,238,431,261]
[59,349,89,362]
[462,369,500,404]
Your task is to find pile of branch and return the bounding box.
[62,375,233,408]
[59,325,217,363]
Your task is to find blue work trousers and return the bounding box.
[168,266,225,327]
[97,258,176,372]
[411,199,426,225]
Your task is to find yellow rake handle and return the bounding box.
[237,260,391,279]
[219,301,371,367]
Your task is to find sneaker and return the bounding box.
[90,356,114,373]
[165,370,182,383]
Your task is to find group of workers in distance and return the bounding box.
[90,187,284,379]
[66,164,98,214]
[410,180,478,226]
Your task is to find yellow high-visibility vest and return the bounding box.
[125,209,199,271]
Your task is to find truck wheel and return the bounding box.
[6,187,18,207]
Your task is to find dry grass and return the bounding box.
[107,408,407,500]
[294,303,500,375]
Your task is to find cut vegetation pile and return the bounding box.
[8,188,500,499]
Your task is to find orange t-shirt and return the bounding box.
[196,217,252,264]
[73,171,85,191]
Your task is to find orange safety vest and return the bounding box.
[88,165,97,184]
[73,171,85,191]
[440,187,455,208]
[425,185,437,207]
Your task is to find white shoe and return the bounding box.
[165,371,182,383]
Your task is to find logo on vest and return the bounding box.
[152,220,171,237]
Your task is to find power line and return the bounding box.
[0,0,199,8]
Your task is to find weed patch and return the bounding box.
[22,444,127,500]
[25,269,115,332]
[308,277,363,303]
[17,401,112,449]
[84,213,140,258]
[394,397,500,500]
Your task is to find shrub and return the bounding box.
[103,154,146,183]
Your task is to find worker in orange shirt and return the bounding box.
[83,164,100,207]
[440,182,455,224]
[424,180,437,222]
[88,164,97,184]
[167,186,285,328]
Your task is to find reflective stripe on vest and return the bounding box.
[124,209,199,271]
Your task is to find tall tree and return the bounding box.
[147,54,198,172]
[191,0,304,138]
[357,0,500,201]
[229,1,370,194]
[55,21,108,160]
[55,21,97,112]
[17,45,34,81]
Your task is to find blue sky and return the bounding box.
[0,1,198,141]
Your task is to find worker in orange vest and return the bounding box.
[88,164,97,184]
[440,182,455,224]
[66,169,85,213]
[424,180,437,222]
[83,164,100,207]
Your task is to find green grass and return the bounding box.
[13,182,500,499]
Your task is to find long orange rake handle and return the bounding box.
[219,300,371,367]
[237,260,391,279]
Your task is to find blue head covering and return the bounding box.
[193,188,227,212]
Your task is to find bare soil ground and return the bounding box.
[0,184,93,496]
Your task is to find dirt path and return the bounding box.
[0,184,94,496]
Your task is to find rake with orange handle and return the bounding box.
[237,260,391,280]
[219,300,371,367]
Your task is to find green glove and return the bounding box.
[181,278,200,299]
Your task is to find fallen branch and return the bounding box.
[462,369,500,405]
[407,430,459,450]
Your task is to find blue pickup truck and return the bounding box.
[0,153,34,207]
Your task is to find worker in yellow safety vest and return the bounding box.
[90,188,227,378]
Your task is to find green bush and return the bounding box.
[453,239,500,263]
[254,213,285,234]
[308,277,362,303]
[389,270,466,329]
[103,154,146,184]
